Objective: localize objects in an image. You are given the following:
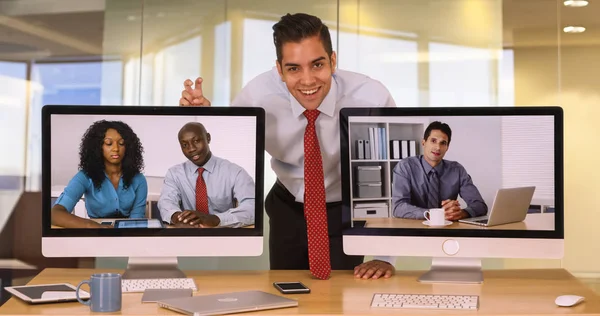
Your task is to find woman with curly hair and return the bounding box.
[51,120,148,228]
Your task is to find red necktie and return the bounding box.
[303,109,331,280]
[196,167,209,214]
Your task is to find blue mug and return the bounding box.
[76,273,122,312]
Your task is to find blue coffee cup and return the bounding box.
[76,273,122,312]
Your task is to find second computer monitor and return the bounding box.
[340,106,563,283]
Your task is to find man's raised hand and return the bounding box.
[180,77,211,106]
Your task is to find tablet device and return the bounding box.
[5,283,90,304]
[113,219,164,228]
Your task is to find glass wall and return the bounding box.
[1,0,598,273]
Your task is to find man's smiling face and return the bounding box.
[276,35,337,110]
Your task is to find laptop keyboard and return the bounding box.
[474,219,488,224]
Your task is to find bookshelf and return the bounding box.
[347,116,430,219]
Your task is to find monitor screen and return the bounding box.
[41,105,265,257]
[340,106,563,240]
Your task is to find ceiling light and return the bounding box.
[563,0,589,7]
[127,15,137,21]
[563,26,586,33]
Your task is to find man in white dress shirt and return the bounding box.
[158,122,255,228]
[180,13,396,279]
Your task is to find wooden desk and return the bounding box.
[1,268,599,315]
[360,213,554,230]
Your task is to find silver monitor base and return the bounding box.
[418,257,483,284]
[122,257,186,280]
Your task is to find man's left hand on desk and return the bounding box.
[175,210,221,228]
[354,260,395,280]
[442,200,468,221]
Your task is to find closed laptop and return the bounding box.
[157,290,298,316]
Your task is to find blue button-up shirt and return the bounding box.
[54,171,148,218]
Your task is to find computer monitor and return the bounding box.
[42,105,265,279]
[340,106,563,284]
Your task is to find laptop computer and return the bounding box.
[157,290,298,316]
[459,186,536,227]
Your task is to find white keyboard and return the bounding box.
[121,278,198,293]
[371,293,479,310]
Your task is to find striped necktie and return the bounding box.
[427,169,440,208]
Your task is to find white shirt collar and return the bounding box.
[184,154,216,174]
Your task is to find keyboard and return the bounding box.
[121,278,198,293]
[371,293,479,310]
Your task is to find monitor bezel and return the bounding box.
[340,106,564,239]
[42,105,265,237]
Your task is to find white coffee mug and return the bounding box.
[424,208,445,226]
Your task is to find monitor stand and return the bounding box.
[418,257,483,284]
[122,257,186,279]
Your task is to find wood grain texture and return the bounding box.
[1,268,599,315]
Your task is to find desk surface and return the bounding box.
[1,268,599,315]
[360,213,554,230]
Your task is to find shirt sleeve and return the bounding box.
[54,171,88,213]
[373,256,397,266]
[381,86,396,107]
[214,167,256,228]
[129,174,148,219]
[157,169,183,223]
[231,85,255,107]
[391,162,428,219]
[457,164,488,217]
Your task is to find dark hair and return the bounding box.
[272,13,333,63]
[79,120,144,190]
[424,121,452,144]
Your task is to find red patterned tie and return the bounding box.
[303,109,331,280]
[196,167,209,214]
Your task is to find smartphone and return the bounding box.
[273,282,310,294]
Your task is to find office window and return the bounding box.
[429,42,496,106]
[336,32,418,107]
[0,61,28,191]
[25,61,123,190]
[501,116,554,203]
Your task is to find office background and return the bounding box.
[0,0,597,276]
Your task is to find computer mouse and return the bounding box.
[555,295,585,307]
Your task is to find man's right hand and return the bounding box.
[180,77,211,106]
[171,210,199,226]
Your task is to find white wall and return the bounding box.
[50,114,257,196]
[430,116,502,208]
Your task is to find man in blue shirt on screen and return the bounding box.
[392,121,488,220]
[157,122,255,228]
[179,13,396,279]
